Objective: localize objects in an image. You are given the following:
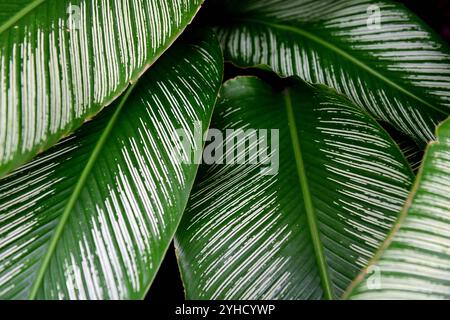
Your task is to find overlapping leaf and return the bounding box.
[0,30,223,299]
[346,117,450,299]
[0,0,203,177]
[211,0,450,145]
[175,77,414,299]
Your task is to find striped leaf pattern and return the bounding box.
[382,122,424,173]
[0,30,223,299]
[396,138,423,174]
[212,0,450,145]
[346,117,450,299]
[0,0,203,177]
[175,77,414,299]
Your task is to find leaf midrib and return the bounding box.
[242,18,447,116]
[283,88,334,300]
[0,0,46,34]
[27,82,138,299]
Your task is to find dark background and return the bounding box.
[146,0,450,301]
[400,0,450,42]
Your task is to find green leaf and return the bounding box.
[211,0,450,145]
[345,117,450,300]
[0,29,223,300]
[175,76,414,299]
[0,0,203,177]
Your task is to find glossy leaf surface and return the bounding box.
[0,0,203,177]
[0,30,223,299]
[346,117,450,299]
[175,77,414,299]
[212,0,450,144]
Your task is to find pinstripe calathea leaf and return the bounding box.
[0,0,204,177]
[175,76,415,300]
[0,29,223,299]
[210,0,450,145]
[345,117,450,300]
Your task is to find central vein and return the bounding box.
[244,18,445,116]
[283,88,333,299]
[0,0,46,34]
[28,82,138,299]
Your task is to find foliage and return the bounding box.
[0,0,449,300]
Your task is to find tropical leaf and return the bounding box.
[0,0,203,177]
[175,76,414,299]
[210,0,450,145]
[0,29,223,299]
[345,117,450,300]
